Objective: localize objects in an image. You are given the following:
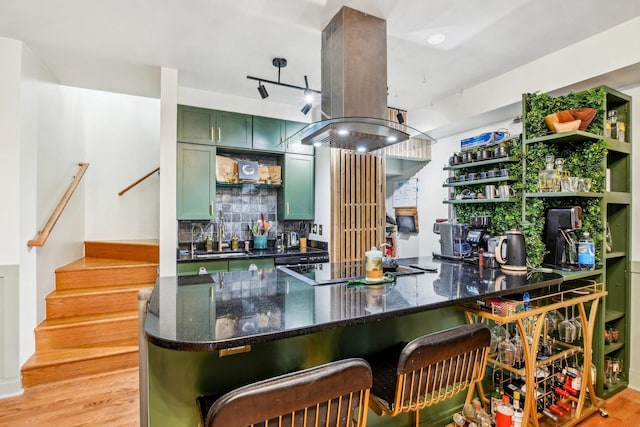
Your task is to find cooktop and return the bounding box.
[278,261,424,286]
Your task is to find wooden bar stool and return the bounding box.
[364,323,490,426]
[197,358,372,427]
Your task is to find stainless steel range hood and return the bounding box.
[284,6,434,152]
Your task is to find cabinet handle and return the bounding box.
[286,202,289,216]
[210,201,214,216]
[210,127,214,141]
[218,128,221,142]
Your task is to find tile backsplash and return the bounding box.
[178,152,313,251]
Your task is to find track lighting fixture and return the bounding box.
[257,82,269,99]
[247,58,321,110]
[389,106,407,124]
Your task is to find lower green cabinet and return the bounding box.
[177,143,216,220]
[177,260,228,276]
[228,258,275,271]
[279,153,314,220]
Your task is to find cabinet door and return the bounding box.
[215,111,252,149]
[177,260,228,276]
[228,258,275,272]
[285,120,314,155]
[177,143,216,219]
[281,154,314,220]
[177,106,215,144]
[252,116,285,152]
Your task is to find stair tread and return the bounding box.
[37,310,139,329]
[47,283,153,298]
[84,239,159,246]
[22,343,138,369]
[56,257,158,272]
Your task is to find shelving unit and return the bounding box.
[521,86,632,400]
[461,282,607,427]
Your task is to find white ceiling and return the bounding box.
[2,0,640,112]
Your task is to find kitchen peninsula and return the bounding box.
[144,258,564,426]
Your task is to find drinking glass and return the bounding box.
[578,177,592,192]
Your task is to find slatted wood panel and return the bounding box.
[330,150,385,262]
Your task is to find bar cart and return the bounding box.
[460,280,606,426]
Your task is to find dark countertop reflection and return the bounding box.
[144,257,562,351]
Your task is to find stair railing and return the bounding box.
[118,167,160,196]
[27,162,89,247]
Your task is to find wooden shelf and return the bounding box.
[216,182,281,189]
[604,192,631,204]
[603,341,624,355]
[554,268,603,280]
[605,251,626,260]
[604,309,625,323]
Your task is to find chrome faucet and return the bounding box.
[191,223,205,259]
[217,210,224,252]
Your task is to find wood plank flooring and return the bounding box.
[0,367,637,426]
[0,368,139,426]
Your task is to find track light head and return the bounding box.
[301,103,312,115]
[257,82,269,99]
[396,111,405,124]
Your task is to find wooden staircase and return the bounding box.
[21,240,159,387]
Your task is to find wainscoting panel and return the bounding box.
[0,265,21,397]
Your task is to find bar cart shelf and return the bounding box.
[460,281,606,427]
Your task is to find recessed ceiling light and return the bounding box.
[427,33,446,45]
[313,142,322,147]
[337,129,349,136]
[356,146,366,153]
[386,136,398,143]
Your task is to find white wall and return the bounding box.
[84,89,160,240]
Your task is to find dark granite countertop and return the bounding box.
[177,246,329,263]
[144,257,563,351]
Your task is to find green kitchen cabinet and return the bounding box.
[252,115,285,152]
[177,143,216,220]
[177,105,215,145]
[285,120,314,155]
[177,105,251,149]
[279,153,314,220]
[177,260,228,276]
[228,258,275,272]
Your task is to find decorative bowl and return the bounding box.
[544,108,597,133]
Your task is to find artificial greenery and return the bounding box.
[522,89,607,266]
[524,88,606,138]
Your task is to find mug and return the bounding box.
[487,168,499,178]
[468,172,477,181]
[479,171,488,180]
[485,185,498,199]
[458,174,467,182]
[499,168,509,177]
[498,185,515,198]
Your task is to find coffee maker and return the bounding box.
[466,215,492,256]
[433,221,471,260]
[543,206,583,269]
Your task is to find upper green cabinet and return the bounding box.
[178,105,251,149]
[252,115,285,152]
[285,120,314,155]
[177,143,216,220]
[279,153,314,220]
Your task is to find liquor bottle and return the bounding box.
[512,391,524,427]
[495,394,514,427]
[490,387,502,416]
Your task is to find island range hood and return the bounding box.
[286,6,434,152]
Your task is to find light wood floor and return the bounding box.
[0,367,637,426]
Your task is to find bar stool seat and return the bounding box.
[364,323,490,426]
[197,358,372,427]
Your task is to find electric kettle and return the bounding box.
[495,229,527,272]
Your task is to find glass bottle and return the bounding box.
[554,157,565,191]
[538,155,556,192]
[577,232,595,270]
